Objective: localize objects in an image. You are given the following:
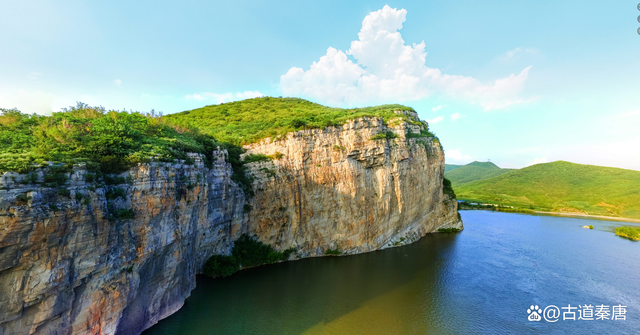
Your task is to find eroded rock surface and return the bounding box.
[0,113,461,335]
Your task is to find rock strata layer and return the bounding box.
[0,113,461,335]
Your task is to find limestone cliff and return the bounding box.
[0,112,461,335]
[238,113,461,255]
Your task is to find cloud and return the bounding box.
[427,116,443,124]
[431,105,442,112]
[0,89,58,114]
[114,79,122,87]
[616,110,640,118]
[185,91,263,104]
[280,5,532,109]
[27,72,43,80]
[446,149,472,163]
[450,112,462,121]
[541,135,640,171]
[498,47,539,62]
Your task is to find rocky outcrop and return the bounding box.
[238,114,461,255]
[0,112,461,335]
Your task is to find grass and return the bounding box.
[1,98,421,198]
[0,103,221,174]
[494,207,535,214]
[203,234,297,278]
[444,161,514,187]
[164,97,419,146]
[614,226,640,241]
[454,161,640,219]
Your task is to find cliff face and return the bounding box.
[0,153,245,335]
[239,114,461,255]
[0,113,461,335]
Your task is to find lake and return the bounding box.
[144,210,640,334]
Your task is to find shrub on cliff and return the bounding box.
[203,255,239,278]
[203,234,296,278]
[232,234,296,267]
[325,248,342,255]
[437,227,461,233]
[0,104,220,174]
[406,128,435,138]
[370,131,399,141]
[243,153,272,164]
[443,177,456,198]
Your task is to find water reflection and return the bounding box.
[144,211,640,334]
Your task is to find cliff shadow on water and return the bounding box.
[144,231,463,335]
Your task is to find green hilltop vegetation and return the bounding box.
[454,161,640,219]
[0,103,221,174]
[0,97,427,195]
[163,96,424,146]
[444,161,514,186]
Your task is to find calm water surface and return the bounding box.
[144,211,640,334]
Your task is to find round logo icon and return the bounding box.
[638,15,640,23]
[638,3,640,11]
[638,27,640,35]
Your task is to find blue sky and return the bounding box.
[2,0,640,170]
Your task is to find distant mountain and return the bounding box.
[454,161,640,219]
[444,161,514,186]
[444,164,462,172]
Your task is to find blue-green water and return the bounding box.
[144,211,640,334]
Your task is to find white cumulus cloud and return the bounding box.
[446,149,473,163]
[450,112,462,121]
[427,116,444,124]
[280,5,532,110]
[432,105,442,112]
[185,91,263,104]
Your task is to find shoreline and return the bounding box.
[533,211,640,223]
[460,208,640,223]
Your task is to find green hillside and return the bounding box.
[444,161,513,186]
[164,97,423,146]
[0,98,428,196]
[0,103,219,174]
[455,161,640,219]
[444,164,462,172]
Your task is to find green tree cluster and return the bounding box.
[0,103,220,174]
[614,226,640,241]
[203,234,296,278]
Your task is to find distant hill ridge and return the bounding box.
[466,161,500,169]
[444,161,513,186]
[444,164,462,172]
[453,160,640,219]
